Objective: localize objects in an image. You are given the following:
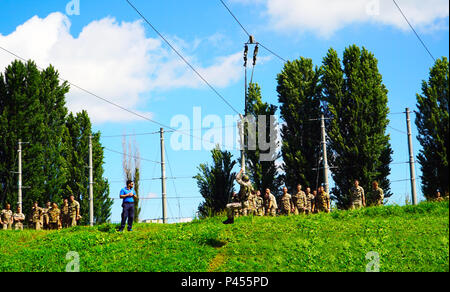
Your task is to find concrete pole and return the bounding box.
[320,115,330,194]
[160,128,167,224]
[18,140,22,212]
[89,135,94,226]
[406,108,418,205]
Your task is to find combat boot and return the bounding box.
[222,217,234,224]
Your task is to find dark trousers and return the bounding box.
[120,202,135,231]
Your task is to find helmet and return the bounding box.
[243,175,250,182]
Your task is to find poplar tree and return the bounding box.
[415,57,449,199]
[277,58,322,192]
[321,46,393,208]
[245,83,282,195]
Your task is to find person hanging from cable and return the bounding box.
[223,168,254,224]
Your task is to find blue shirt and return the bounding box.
[120,188,136,203]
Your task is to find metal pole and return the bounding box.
[406,108,418,205]
[18,140,22,212]
[160,128,167,224]
[320,115,330,194]
[89,135,94,226]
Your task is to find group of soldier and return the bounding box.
[223,168,386,224]
[0,195,81,231]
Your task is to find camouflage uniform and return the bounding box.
[293,191,307,215]
[316,191,330,213]
[13,212,25,230]
[225,172,253,222]
[1,209,13,230]
[305,192,315,214]
[68,200,81,227]
[371,187,384,206]
[48,207,61,230]
[61,202,70,228]
[255,196,265,216]
[245,193,257,216]
[264,193,277,216]
[280,193,293,215]
[42,206,50,230]
[30,206,43,230]
[350,186,365,209]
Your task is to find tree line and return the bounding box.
[196,45,449,217]
[0,60,113,224]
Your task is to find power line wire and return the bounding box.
[0,46,240,152]
[104,147,161,164]
[218,0,287,63]
[125,0,241,115]
[392,0,436,62]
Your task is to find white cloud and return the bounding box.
[0,13,243,123]
[233,0,449,37]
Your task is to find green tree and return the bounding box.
[0,60,69,212]
[415,57,449,199]
[245,83,282,195]
[321,46,393,209]
[277,58,322,192]
[195,146,236,217]
[0,60,112,223]
[65,111,112,224]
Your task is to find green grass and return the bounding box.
[0,201,448,272]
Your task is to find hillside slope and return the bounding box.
[0,201,448,272]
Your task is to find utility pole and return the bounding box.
[406,108,418,205]
[89,135,94,226]
[320,114,330,194]
[160,128,167,224]
[18,140,22,212]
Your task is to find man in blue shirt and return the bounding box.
[119,180,138,232]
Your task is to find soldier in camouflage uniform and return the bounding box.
[350,180,365,209]
[370,181,384,206]
[255,190,265,216]
[42,201,51,230]
[280,187,294,215]
[293,184,307,215]
[305,187,315,214]
[316,186,330,213]
[1,204,13,230]
[60,198,70,228]
[13,206,25,231]
[230,192,240,218]
[30,202,43,230]
[312,190,318,213]
[264,188,277,216]
[68,195,81,227]
[434,191,444,202]
[48,203,61,230]
[223,168,253,224]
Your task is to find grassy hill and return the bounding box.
[0,201,448,272]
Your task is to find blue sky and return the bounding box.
[0,0,448,222]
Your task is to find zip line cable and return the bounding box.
[125,0,241,116]
[218,0,287,63]
[392,0,436,62]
